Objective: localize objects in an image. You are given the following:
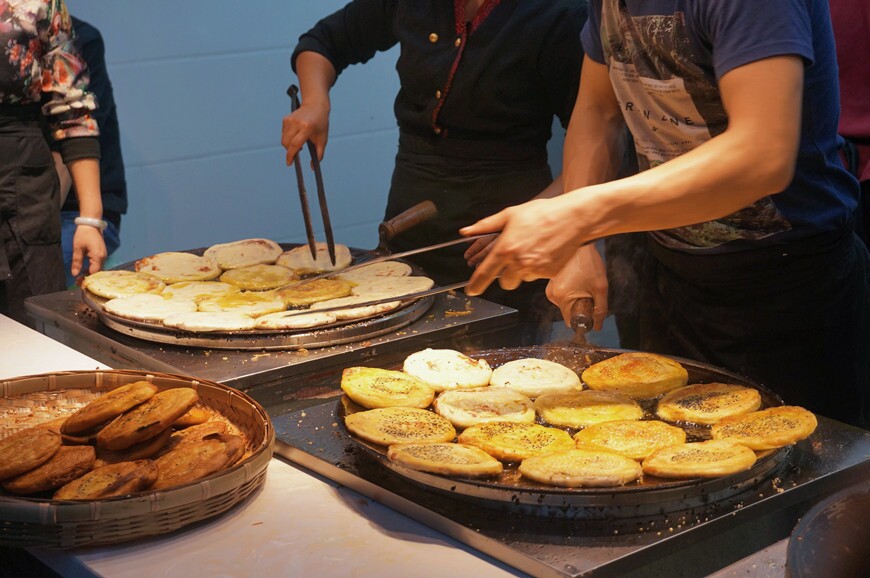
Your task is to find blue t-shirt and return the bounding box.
[582,0,859,252]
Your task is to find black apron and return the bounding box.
[0,103,64,326]
[384,132,559,345]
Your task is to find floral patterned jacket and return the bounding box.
[0,0,98,143]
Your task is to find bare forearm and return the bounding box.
[295,51,337,110]
[67,158,102,219]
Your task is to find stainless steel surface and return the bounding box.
[273,399,870,578]
[25,289,517,398]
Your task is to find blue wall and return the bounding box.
[70,1,565,264]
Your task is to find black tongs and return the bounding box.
[287,84,336,266]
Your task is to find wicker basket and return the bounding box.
[0,370,274,549]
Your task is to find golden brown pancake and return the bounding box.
[534,390,643,428]
[519,448,643,487]
[457,421,575,462]
[657,382,762,425]
[345,407,457,446]
[642,440,757,478]
[341,366,435,409]
[582,352,688,398]
[710,405,818,450]
[573,419,687,460]
[387,442,503,478]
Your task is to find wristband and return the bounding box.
[74,217,108,231]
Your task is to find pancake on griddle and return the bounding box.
[309,294,402,320]
[519,448,643,488]
[82,270,165,299]
[457,421,575,462]
[534,390,643,428]
[219,264,297,291]
[197,291,286,318]
[162,310,258,332]
[582,352,688,398]
[657,382,762,425]
[255,309,337,330]
[572,419,687,460]
[344,407,457,446]
[161,281,241,302]
[710,405,817,450]
[489,358,582,399]
[276,242,352,274]
[433,387,535,429]
[387,442,503,478]
[642,439,757,478]
[134,251,221,284]
[103,293,198,322]
[341,366,435,409]
[350,275,434,299]
[204,238,283,270]
[271,277,353,307]
[402,348,493,392]
[338,261,412,284]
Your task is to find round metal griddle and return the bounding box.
[341,345,791,519]
[82,245,435,350]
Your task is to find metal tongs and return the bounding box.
[287,84,336,265]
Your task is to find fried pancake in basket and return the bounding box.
[433,387,535,429]
[387,442,503,478]
[711,406,818,450]
[0,428,62,480]
[2,446,96,495]
[341,367,435,409]
[97,388,198,451]
[204,238,283,269]
[276,242,353,274]
[657,382,762,425]
[534,390,643,428]
[402,348,493,392]
[93,427,173,468]
[196,291,287,318]
[582,352,689,398]
[134,251,222,284]
[489,358,582,399]
[345,407,457,446]
[103,293,198,323]
[54,459,159,500]
[173,405,211,428]
[519,448,643,488]
[642,439,757,478]
[219,264,297,291]
[159,421,229,455]
[457,421,575,462]
[572,419,687,460]
[61,381,159,435]
[271,277,353,307]
[152,433,245,490]
[81,270,165,299]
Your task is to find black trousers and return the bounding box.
[384,133,559,345]
[639,230,870,429]
[0,105,65,327]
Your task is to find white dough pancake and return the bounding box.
[219,264,297,291]
[309,294,401,320]
[163,311,257,332]
[82,270,165,299]
[197,292,286,317]
[160,281,241,302]
[433,388,535,429]
[519,448,643,488]
[203,238,283,269]
[103,293,197,322]
[489,358,582,399]
[338,261,412,284]
[402,348,493,392]
[134,252,221,284]
[351,275,434,298]
[276,242,352,274]
[255,310,337,330]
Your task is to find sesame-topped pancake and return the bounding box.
[657,383,762,425]
[489,358,582,399]
[387,442,503,478]
[710,405,818,450]
[433,387,535,429]
[82,270,165,299]
[134,251,222,284]
[271,277,353,307]
[519,448,643,488]
[402,348,493,392]
[2,445,96,495]
[642,439,757,478]
[276,242,353,274]
[197,291,286,317]
[0,427,61,480]
[341,367,435,409]
[96,388,198,451]
[457,421,575,462]
[572,419,687,460]
[534,390,643,428]
[344,407,457,446]
[62,381,158,435]
[53,459,159,500]
[204,238,283,270]
[219,263,297,291]
[582,352,689,399]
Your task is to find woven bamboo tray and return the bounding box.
[0,370,274,549]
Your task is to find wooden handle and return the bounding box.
[378,201,438,243]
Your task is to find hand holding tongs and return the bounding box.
[287,84,336,265]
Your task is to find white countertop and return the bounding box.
[0,315,519,578]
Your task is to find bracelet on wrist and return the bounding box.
[74,217,108,231]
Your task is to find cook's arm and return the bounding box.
[463,55,803,294]
[68,158,107,277]
[282,52,336,165]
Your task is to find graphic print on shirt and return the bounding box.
[601,0,791,250]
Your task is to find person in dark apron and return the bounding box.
[283,0,588,345]
[0,1,104,328]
